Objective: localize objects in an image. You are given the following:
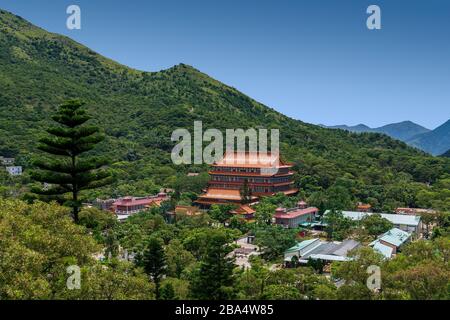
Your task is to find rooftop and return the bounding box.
[378,213,421,227]
[198,188,257,201]
[370,228,411,247]
[174,205,202,216]
[324,210,421,227]
[214,151,293,169]
[285,238,361,263]
[373,242,394,259]
[231,205,256,215]
[332,239,361,256]
[274,207,319,219]
[285,238,319,253]
[395,207,436,215]
[309,254,351,262]
[113,194,167,207]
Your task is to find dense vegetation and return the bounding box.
[1,198,448,300]
[0,9,449,213]
[0,199,154,299]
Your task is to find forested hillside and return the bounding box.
[0,9,449,211]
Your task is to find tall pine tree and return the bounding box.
[31,100,113,222]
[190,232,236,300]
[140,237,167,299]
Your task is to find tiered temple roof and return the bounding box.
[197,151,298,206]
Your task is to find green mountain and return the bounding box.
[327,121,431,143]
[0,8,449,208]
[327,124,373,133]
[406,120,450,156]
[376,121,431,141]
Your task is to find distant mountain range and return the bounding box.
[441,149,450,158]
[407,120,450,156]
[324,120,450,156]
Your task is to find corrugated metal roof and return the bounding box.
[300,242,337,259]
[324,210,367,220]
[332,239,360,256]
[373,242,394,259]
[309,254,352,262]
[324,211,421,227]
[380,213,420,227]
[285,238,362,263]
[285,238,319,252]
[377,228,410,247]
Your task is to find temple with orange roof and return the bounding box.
[196,151,298,207]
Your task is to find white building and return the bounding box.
[5,166,22,176]
[324,210,422,234]
[284,238,361,265]
[369,228,411,259]
[0,157,15,165]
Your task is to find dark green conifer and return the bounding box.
[140,237,167,299]
[31,100,113,222]
[190,232,236,300]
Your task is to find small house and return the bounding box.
[274,201,319,228]
[5,166,22,176]
[284,238,361,266]
[370,228,411,259]
[113,193,168,215]
[324,210,422,234]
[0,157,15,165]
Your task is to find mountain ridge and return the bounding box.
[325,120,450,155]
[1,8,448,204]
[327,121,431,140]
[407,119,450,156]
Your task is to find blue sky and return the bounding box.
[1,0,449,129]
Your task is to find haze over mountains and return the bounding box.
[325,120,450,156]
